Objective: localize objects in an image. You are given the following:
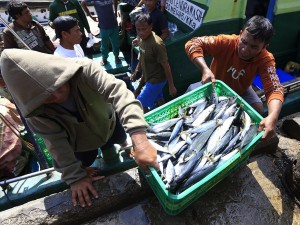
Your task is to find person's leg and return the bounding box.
[80,33,94,59]
[137,81,167,111]
[100,29,110,65]
[101,114,127,150]
[109,27,121,63]
[74,149,98,167]
[241,86,264,115]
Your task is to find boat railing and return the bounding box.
[257,77,300,102]
[0,168,55,187]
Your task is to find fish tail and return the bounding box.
[165,183,170,190]
[238,148,242,158]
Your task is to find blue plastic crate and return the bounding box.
[253,68,295,89]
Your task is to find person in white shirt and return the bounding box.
[53,16,85,58]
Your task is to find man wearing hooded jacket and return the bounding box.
[0,49,158,208]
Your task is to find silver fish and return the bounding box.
[148,117,181,133]
[221,129,242,155]
[164,159,175,189]
[170,140,186,156]
[146,131,172,141]
[205,116,236,155]
[190,154,222,177]
[217,149,239,168]
[213,126,235,155]
[191,99,208,118]
[189,98,207,108]
[167,118,184,145]
[183,126,216,162]
[239,124,258,151]
[208,85,218,106]
[212,101,229,120]
[157,153,173,163]
[239,111,252,141]
[156,154,165,176]
[190,119,223,134]
[178,159,219,192]
[192,104,216,127]
[148,139,170,154]
[175,148,204,184]
[222,103,237,120]
[174,154,186,177]
[167,135,180,152]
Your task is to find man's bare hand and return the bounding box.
[201,67,216,84]
[132,38,140,46]
[71,175,104,207]
[131,70,138,82]
[131,132,159,172]
[169,85,177,97]
[83,167,102,178]
[258,115,276,140]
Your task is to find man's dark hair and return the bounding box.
[7,0,28,20]
[243,15,274,44]
[53,16,79,39]
[134,13,152,25]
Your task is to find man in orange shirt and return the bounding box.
[185,15,284,141]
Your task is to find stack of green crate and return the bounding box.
[143,80,264,215]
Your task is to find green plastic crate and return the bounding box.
[143,80,264,215]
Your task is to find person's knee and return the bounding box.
[251,102,264,115]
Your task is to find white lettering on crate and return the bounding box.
[165,0,205,30]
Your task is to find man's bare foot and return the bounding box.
[125,147,134,158]
[120,140,128,148]
[100,58,108,66]
[119,141,134,158]
[115,56,121,64]
[83,167,100,177]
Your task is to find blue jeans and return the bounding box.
[137,80,167,108]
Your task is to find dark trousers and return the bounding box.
[74,115,127,167]
[80,33,95,59]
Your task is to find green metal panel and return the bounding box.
[269,11,300,68]
[269,0,300,67]
[204,0,247,22]
[275,0,300,14]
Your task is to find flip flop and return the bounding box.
[115,58,122,64]
[100,59,108,66]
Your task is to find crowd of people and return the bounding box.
[0,0,299,208]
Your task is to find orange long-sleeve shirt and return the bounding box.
[185,34,284,104]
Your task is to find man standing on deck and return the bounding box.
[185,15,284,140]
[3,0,55,54]
[81,0,121,66]
[131,13,176,112]
[52,16,85,58]
[49,0,99,58]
